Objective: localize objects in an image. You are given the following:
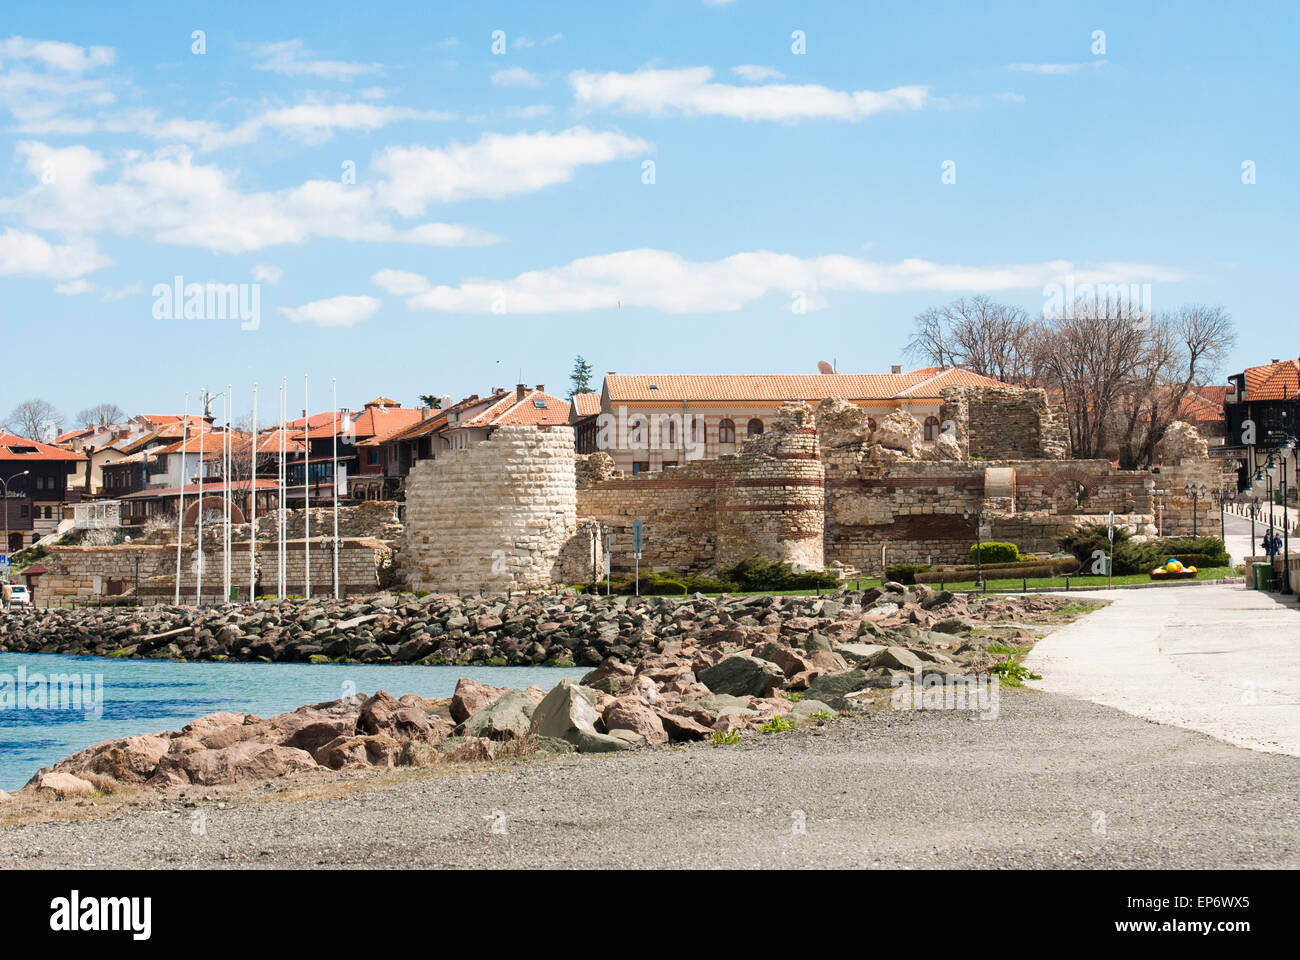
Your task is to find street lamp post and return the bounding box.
[1,470,30,561]
[1184,482,1208,537]
[1282,437,1296,594]
[964,507,985,587]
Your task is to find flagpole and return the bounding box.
[332,377,339,600]
[279,378,286,599]
[196,392,205,605]
[304,373,310,600]
[250,382,257,600]
[174,392,188,605]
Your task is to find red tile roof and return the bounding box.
[603,368,1011,403]
[570,393,602,417]
[118,479,281,500]
[1243,358,1300,402]
[0,433,87,462]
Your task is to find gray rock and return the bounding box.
[931,616,973,636]
[790,699,838,722]
[697,655,785,697]
[836,642,886,663]
[805,669,872,702]
[869,646,926,672]
[528,679,628,751]
[460,689,536,740]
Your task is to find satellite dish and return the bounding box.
[817,360,836,374]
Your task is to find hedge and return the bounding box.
[915,556,1080,584]
[971,541,1020,564]
[885,564,931,585]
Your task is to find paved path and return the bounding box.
[1026,583,1300,756]
[3,690,1297,869]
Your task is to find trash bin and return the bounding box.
[1252,562,1272,591]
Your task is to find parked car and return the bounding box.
[3,582,32,607]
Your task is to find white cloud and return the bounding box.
[1005,62,1106,74]
[731,64,784,82]
[569,66,931,121]
[374,248,1189,315]
[0,227,109,279]
[436,37,460,49]
[253,264,283,285]
[101,282,144,301]
[0,141,500,254]
[281,295,382,327]
[0,36,115,72]
[491,66,542,87]
[53,277,95,295]
[993,92,1026,103]
[506,104,553,118]
[250,39,381,81]
[372,127,650,213]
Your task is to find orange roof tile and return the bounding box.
[570,393,602,417]
[603,368,1011,403]
[0,433,87,462]
[1243,358,1300,402]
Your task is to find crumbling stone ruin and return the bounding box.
[382,385,1225,588]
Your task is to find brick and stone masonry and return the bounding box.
[398,425,578,594]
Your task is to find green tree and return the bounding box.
[569,355,594,398]
[417,394,443,409]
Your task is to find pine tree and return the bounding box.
[569,355,594,397]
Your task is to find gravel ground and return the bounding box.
[3,687,1297,869]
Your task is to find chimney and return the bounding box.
[890,364,902,375]
[516,383,527,402]
[535,384,545,393]
[1272,359,1281,364]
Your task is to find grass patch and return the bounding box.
[709,728,742,746]
[759,714,795,733]
[927,567,1233,591]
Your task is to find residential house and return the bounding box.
[592,366,1013,474]
[1223,357,1299,494]
[1,432,86,551]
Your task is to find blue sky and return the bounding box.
[1,0,1296,423]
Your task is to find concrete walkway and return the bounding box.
[1025,583,1300,756]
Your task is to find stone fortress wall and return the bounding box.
[398,425,578,594]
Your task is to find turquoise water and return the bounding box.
[0,652,586,791]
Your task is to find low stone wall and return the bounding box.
[34,538,392,603]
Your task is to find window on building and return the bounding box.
[629,416,648,448]
[632,461,650,476]
[662,419,676,445]
[690,416,705,444]
[368,449,379,465]
[747,418,764,438]
[924,416,940,441]
[718,419,736,444]
[662,461,678,470]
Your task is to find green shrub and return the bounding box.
[682,574,738,594]
[971,541,1020,564]
[885,563,932,585]
[718,555,838,591]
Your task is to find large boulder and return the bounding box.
[449,678,512,724]
[601,698,668,746]
[52,733,170,785]
[149,741,318,786]
[359,690,442,745]
[314,734,401,770]
[460,689,536,741]
[529,679,630,753]
[697,655,784,698]
[25,770,96,799]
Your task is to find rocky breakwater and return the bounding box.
[9,586,1089,802]
[0,585,1068,670]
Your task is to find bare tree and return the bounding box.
[1111,305,1235,468]
[905,296,1034,382]
[3,398,64,441]
[75,402,127,428]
